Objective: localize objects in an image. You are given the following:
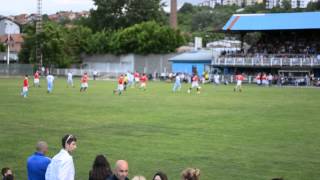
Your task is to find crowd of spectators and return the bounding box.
[2,134,202,180]
[220,31,320,60]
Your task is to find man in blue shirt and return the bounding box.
[27,141,51,180]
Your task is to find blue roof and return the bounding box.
[169,50,212,63]
[223,12,320,31]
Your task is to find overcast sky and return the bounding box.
[0,0,199,16]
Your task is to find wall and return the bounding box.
[81,53,177,74]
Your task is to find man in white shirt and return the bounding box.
[67,72,74,88]
[46,74,55,93]
[45,134,77,180]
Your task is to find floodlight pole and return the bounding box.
[7,33,10,65]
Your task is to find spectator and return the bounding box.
[131,176,146,180]
[181,168,200,180]
[1,167,13,180]
[108,160,129,180]
[93,70,98,80]
[89,155,112,180]
[45,134,77,180]
[152,171,168,180]
[27,141,51,180]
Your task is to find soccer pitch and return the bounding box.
[1,77,320,180]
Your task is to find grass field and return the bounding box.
[0,77,320,180]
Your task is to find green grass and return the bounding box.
[1,77,320,180]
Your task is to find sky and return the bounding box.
[0,0,200,16]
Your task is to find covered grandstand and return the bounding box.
[214,12,320,83]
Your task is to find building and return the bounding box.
[0,34,24,63]
[219,12,320,77]
[0,17,20,36]
[169,50,213,76]
[266,0,317,8]
[199,0,264,8]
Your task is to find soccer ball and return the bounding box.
[187,89,191,94]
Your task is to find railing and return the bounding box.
[214,56,320,67]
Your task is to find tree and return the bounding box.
[19,22,92,67]
[0,43,5,52]
[179,3,194,13]
[113,21,185,54]
[282,0,292,11]
[90,0,166,31]
[65,26,93,63]
[306,1,320,10]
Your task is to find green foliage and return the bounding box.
[19,22,94,67]
[87,30,115,54]
[90,0,166,31]
[65,26,93,63]
[306,1,320,10]
[178,3,195,13]
[113,21,185,54]
[282,0,292,11]
[0,43,6,52]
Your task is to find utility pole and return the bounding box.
[36,0,43,67]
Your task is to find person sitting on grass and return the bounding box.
[89,155,112,180]
[181,168,200,180]
[108,160,129,180]
[1,167,14,180]
[152,171,168,180]
[131,175,146,180]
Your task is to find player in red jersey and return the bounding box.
[113,74,125,95]
[140,73,148,91]
[80,72,89,92]
[234,73,244,92]
[33,71,40,87]
[188,74,201,94]
[21,75,29,98]
[134,71,140,87]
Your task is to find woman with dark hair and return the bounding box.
[152,171,168,180]
[89,155,112,180]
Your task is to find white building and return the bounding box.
[266,0,317,8]
[0,18,20,36]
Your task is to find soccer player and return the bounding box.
[46,73,55,93]
[34,71,40,87]
[188,74,201,94]
[113,74,125,95]
[234,73,244,92]
[172,73,181,92]
[124,74,128,91]
[126,72,134,88]
[133,71,140,87]
[21,75,29,98]
[67,72,74,88]
[80,72,89,92]
[140,73,148,91]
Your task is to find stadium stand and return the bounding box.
[214,12,320,85]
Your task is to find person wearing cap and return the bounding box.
[45,134,77,180]
[27,141,51,180]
